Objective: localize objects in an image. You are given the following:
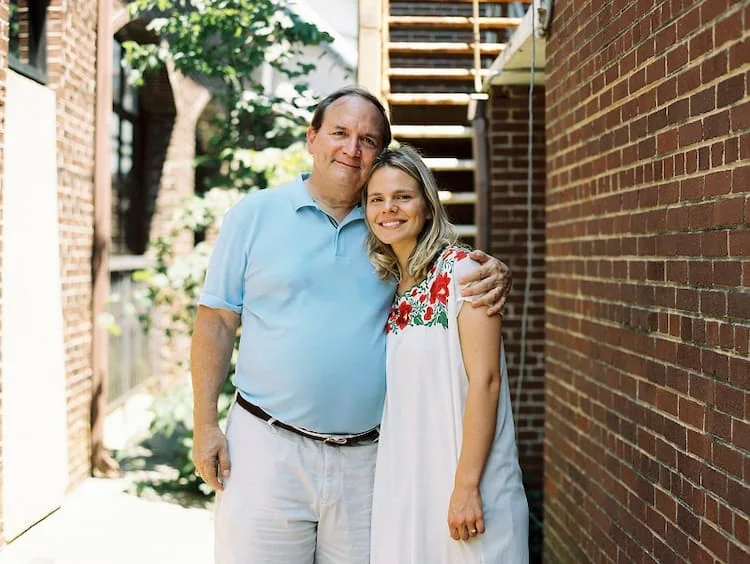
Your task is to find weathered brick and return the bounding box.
[543,1,748,561]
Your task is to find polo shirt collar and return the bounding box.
[289,173,364,222]
[290,173,316,211]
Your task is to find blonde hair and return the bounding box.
[363,145,457,282]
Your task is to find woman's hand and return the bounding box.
[447,485,486,541]
[461,250,512,316]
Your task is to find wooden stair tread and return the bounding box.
[388,16,522,29]
[392,0,528,3]
[392,125,473,139]
[389,67,491,80]
[423,157,475,170]
[387,92,473,105]
[438,191,477,205]
[388,41,505,55]
[455,224,478,237]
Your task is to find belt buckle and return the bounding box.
[324,436,350,445]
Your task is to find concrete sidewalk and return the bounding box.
[0,478,213,564]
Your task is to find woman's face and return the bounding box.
[365,166,431,254]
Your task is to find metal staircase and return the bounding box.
[381,0,530,245]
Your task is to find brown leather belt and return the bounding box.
[235,393,379,446]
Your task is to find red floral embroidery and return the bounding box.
[384,245,470,335]
[395,301,413,329]
[429,272,450,305]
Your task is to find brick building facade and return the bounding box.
[487,82,547,504]
[0,0,6,545]
[0,0,201,545]
[541,0,750,561]
[0,0,100,543]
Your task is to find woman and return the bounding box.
[365,146,529,563]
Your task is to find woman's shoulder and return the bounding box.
[434,244,473,274]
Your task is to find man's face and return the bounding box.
[306,95,384,196]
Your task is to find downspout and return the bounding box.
[471,97,491,252]
[91,0,118,476]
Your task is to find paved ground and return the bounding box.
[0,477,214,564]
[1,393,214,564]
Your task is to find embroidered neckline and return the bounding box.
[385,246,469,335]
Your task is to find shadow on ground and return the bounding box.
[114,428,214,510]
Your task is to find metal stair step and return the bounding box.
[391,125,473,139]
[391,0,527,3]
[423,157,475,171]
[388,16,522,29]
[389,67,491,80]
[455,224,478,237]
[438,191,477,205]
[387,92,473,105]
[388,41,505,55]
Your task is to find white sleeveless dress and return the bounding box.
[370,246,529,563]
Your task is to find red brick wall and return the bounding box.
[545,0,750,561]
[47,0,99,486]
[488,84,546,489]
[0,0,7,543]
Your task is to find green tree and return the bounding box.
[125,0,331,190]
[119,0,325,497]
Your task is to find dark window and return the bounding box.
[111,38,147,256]
[9,0,49,84]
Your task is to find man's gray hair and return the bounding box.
[310,86,392,151]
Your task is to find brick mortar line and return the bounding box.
[545,349,746,424]
[546,269,746,280]
[544,238,746,251]
[545,362,750,489]
[544,401,747,561]
[545,308,750,362]
[544,380,750,530]
[545,297,750,334]
[546,50,750,145]
[545,180,748,211]
[545,1,748,132]
[546,120,750,199]
[545,266,745,279]
[539,513,596,563]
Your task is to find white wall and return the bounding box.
[265,0,359,100]
[1,70,69,541]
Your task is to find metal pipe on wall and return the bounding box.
[91,0,118,476]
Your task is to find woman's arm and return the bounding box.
[461,250,512,316]
[447,299,503,541]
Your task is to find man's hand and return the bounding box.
[192,422,231,491]
[460,250,512,316]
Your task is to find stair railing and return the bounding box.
[472,0,482,92]
[381,0,391,103]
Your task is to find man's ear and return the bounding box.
[306,126,317,153]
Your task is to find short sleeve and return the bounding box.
[451,255,482,317]
[198,200,251,313]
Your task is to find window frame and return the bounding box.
[111,37,147,256]
[8,0,50,85]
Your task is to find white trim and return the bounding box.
[288,1,357,71]
[483,0,551,89]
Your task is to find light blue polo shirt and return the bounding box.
[199,174,396,433]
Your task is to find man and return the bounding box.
[192,86,511,563]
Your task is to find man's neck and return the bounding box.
[305,178,361,222]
